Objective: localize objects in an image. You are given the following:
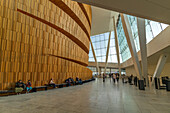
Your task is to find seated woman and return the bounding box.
[26,80,32,93]
[15,80,25,94]
[49,78,56,88]
[76,77,79,82]
[70,77,75,85]
[76,77,82,85]
[65,78,71,86]
[79,78,83,85]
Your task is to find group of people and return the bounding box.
[102,73,120,83]
[15,78,56,95]
[15,80,32,94]
[65,77,82,86]
[112,73,120,83]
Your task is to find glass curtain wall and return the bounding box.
[89,14,169,64]
[117,15,169,62]
[87,66,97,75]
[117,17,131,62]
[127,15,169,51]
[88,45,95,62]
[89,32,118,63]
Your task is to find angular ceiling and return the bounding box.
[91,6,119,36]
[73,0,170,25]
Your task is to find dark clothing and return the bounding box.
[49,83,56,88]
[113,78,116,83]
[15,82,25,89]
[26,82,32,87]
[76,77,79,81]
[79,79,83,85]
[103,76,105,82]
[116,78,119,82]
[116,74,119,82]
[26,82,32,92]
[65,79,71,86]
[71,78,75,85]
[134,77,138,86]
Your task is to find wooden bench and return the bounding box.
[82,79,95,84]
[75,81,79,85]
[0,90,9,96]
[56,83,68,88]
[0,79,96,96]
[0,90,17,96]
[32,86,48,92]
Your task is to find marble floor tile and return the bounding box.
[0,78,169,113]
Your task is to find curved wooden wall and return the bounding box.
[0,0,92,90]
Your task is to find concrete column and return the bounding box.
[90,38,100,75]
[113,17,121,76]
[120,14,143,80]
[104,31,111,74]
[153,54,169,78]
[137,17,148,86]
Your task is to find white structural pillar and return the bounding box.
[113,17,121,76]
[120,14,143,80]
[153,54,169,79]
[104,31,111,74]
[137,17,148,86]
[90,39,100,75]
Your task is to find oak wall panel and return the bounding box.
[0,0,92,90]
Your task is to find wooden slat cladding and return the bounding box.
[77,3,91,28]
[47,54,88,66]
[50,0,91,40]
[17,9,89,54]
[0,0,92,90]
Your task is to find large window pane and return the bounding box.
[150,21,162,37]
[161,23,169,30]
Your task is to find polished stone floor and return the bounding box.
[0,78,170,113]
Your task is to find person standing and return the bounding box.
[112,74,116,83]
[122,74,125,83]
[129,74,133,84]
[103,73,105,82]
[116,73,119,82]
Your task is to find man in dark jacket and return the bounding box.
[15,80,25,94]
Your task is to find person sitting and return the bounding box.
[15,80,25,94]
[70,77,75,85]
[26,80,32,93]
[65,78,71,86]
[49,78,56,88]
[79,78,83,85]
[76,77,79,85]
[76,77,83,85]
[76,77,79,82]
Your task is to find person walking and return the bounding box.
[116,73,119,82]
[112,74,116,83]
[103,73,105,82]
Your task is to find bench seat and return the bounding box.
[32,86,48,92]
[56,83,68,88]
